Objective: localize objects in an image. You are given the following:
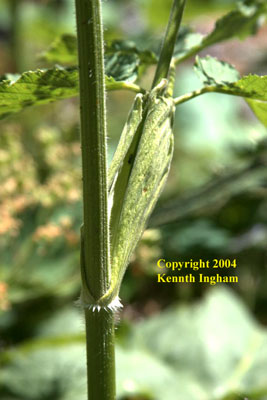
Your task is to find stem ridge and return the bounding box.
[75,1,116,399]
[75,0,110,301]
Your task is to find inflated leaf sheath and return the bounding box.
[109,81,175,298]
[81,80,175,307]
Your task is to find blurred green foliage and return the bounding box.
[0,0,267,399]
[1,289,267,399]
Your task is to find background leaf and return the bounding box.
[173,27,204,60]
[41,35,157,72]
[175,0,267,63]
[194,56,240,85]
[0,67,79,120]
[40,34,78,65]
[1,288,267,400]
[202,0,267,46]
[247,99,267,126]
[0,63,144,120]
[194,56,267,126]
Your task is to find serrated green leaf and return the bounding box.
[106,39,157,66]
[105,40,156,84]
[202,0,267,47]
[194,56,267,126]
[40,2,266,74]
[175,0,267,64]
[105,51,140,83]
[0,37,157,120]
[0,67,144,120]
[195,56,267,101]
[0,67,79,120]
[194,55,240,85]
[105,40,157,84]
[247,99,267,126]
[238,75,267,126]
[41,36,157,81]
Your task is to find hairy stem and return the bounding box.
[152,0,186,89]
[75,0,110,300]
[75,0,115,399]
[108,81,146,94]
[85,309,116,400]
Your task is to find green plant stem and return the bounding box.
[108,81,146,94]
[85,309,116,400]
[174,85,261,105]
[74,0,115,399]
[152,0,186,88]
[75,0,110,300]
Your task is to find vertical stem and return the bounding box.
[75,0,110,301]
[152,0,186,89]
[74,1,115,399]
[85,309,116,400]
